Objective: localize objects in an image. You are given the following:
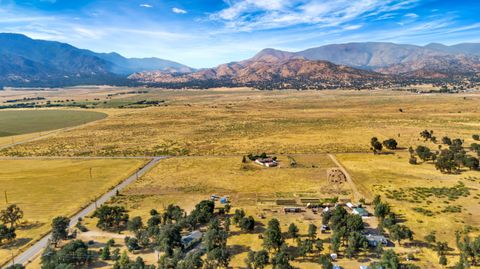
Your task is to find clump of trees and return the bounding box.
[408,132,479,173]
[454,230,480,268]
[370,137,399,153]
[41,240,93,268]
[322,206,367,258]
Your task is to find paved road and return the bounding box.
[3,156,166,268]
[327,154,364,202]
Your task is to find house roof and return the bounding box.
[353,207,368,215]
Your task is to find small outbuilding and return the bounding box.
[284,207,302,213]
[255,158,278,167]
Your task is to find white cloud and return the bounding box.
[172,7,187,14]
[343,24,362,30]
[210,0,421,31]
[140,4,153,8]
[404,13,419,18]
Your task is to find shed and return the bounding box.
[284,207,302,213]
[330,253,338,260]
[220,197,228,204]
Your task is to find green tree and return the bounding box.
[298,239,313,258]
[439,255,447,266]
[383,139,398,150]
[371,137,383,154]
[156,224,182,256]
[464,156,479,170]
[100,245,111,260]
[51,216,70,247]
[318,254,333,269]
[177,251,203,269]
[473,134,480,141]
[263,219,284,252]
[93,205,129,232]
[307,224,317,240]
[233,209,245,225]
[271,245,292,269]
[442,136,452,145]
[127,216,143,232]
[203,218,230,268]
[416,146,434,162]
[374,202,391,220]
[388,225,413,246]
[380,249,400,269]
[424,231,436,246]
[420,130,433,141]
[240,216,255,232]
[0,224,16,245]
[315,239,324,253]
[254,250,269,269]
[287,223,299,239]
[0,204,24,228]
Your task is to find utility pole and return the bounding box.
[10,248,15,265]
[89,168,93,181]
[4,190,8,204]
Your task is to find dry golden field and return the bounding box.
[1,87,480,268]
[336,152,480,268]
[1,88,480,157]
[0,158,147,266]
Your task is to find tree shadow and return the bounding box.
[229,244,249,256]
[0,238,33,249]
[18,221,44,230]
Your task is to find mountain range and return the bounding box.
[1,33,480,88]
[0,33,192,87]
[131,42,480,87]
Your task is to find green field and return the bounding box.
[0,110,107,137]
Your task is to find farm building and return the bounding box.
[352,207,369,217]
[181,230,203,249]
[255,158,278,167]
[365,234,388,247]
[284,207,302,213]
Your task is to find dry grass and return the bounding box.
[0,158,147,265]
[2,88,480,156]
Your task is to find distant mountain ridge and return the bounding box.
[250,42,480,77]
[0,33,193,86]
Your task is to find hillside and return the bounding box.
[0,33,192,86]
[129,57,387,89]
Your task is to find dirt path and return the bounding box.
[328,154,365,202]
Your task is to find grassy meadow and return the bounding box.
[0,110,107,137]
[0,158,147,266]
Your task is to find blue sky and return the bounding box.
[0,0,479,68]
